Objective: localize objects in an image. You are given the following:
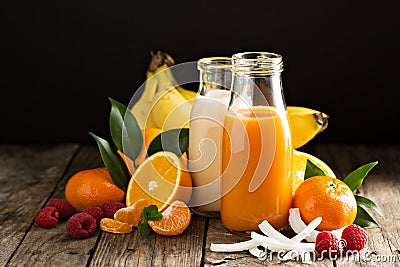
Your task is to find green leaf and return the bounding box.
[343,161,378,191]
[109,98,143,162]
[89,132,130,191]
[355,195,383,216]
[304,159,326,180]
[137,205,163,237]
[138,219,151,237]
[354,205,380,228]
[145,205,163,221]
[147,128,189,157]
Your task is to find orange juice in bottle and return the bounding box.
[220,52,292,231]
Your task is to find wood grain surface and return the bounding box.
[1,144,399,267]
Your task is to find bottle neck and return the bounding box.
[197,57,232,96]
[229,52,286,112]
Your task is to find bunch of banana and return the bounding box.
[131,51,328,148]
[131,51,196,130]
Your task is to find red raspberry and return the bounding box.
[35,207,59,228]
[82,207,105,224]
[47,198,75,220]
[100,202,125,219]
[66,213,97,239]
[315,231,339,258]
[341,224,368,251]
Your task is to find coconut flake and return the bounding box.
[249,247,265,257]
[289,208,320,242]
[210,239,261,252]
[258,220,291,243]
[210,213,324,264]
[291,216,322,243]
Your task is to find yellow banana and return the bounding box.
[176,87,197,104]
[132,51,328,148]
[131,51,195,130]
[287,106,329,149]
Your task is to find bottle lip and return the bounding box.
[197,57,232,71]
[232,52,283,74]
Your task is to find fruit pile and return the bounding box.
[33,51,381,263]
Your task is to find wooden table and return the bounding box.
[1,144,399,266]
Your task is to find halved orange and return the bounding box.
[148,200,191,236]
[292,149,336,194]
[114,199,149,227]
[126,151,192,211]
[99,218,132,234]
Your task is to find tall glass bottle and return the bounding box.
[188,57,232,217]
[220,52,292,230]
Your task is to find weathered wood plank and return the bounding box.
[357,145,400,267]
[0,144,79,266]
[3,144,399,267]
[89,214,207,267]
[6,146,104,267]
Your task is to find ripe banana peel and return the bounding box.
[131,51,328,147]
[131,51,196,130]
[287,106,329,149]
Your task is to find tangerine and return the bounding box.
[148,200,191,236]
[114,199,149,227]
[292,150,336,193]
[100,218,132,234]
[65,168,125,212]
[293,176,357,231]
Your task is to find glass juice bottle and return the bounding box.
[220,52,292,230]
[188,57,232,217]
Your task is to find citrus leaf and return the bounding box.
[304,159,326,180]
[145,205,162,221]
[354,205,380,228]
[147,128,189,157]
[138,205,162,237]
[109,98,143,162]
[343,161,378,191]
[89,132,130,191]
[355,195,383,216]
[138,219,151,237]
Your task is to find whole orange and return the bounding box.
[293,176,357,231]
[135,127,162,166]
[65,168,125,212]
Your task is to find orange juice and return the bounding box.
[220,106,292,231]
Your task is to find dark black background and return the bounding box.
[2,1,399,145]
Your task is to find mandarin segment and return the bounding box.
[148,200,191,236]
[126,151,192,211]
[293,176,357,231]
[114,199,149,227]
[65,168,125,212]
[100,218,132,234]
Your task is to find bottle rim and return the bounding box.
[197,57,232,71]
[232,52,283,74]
